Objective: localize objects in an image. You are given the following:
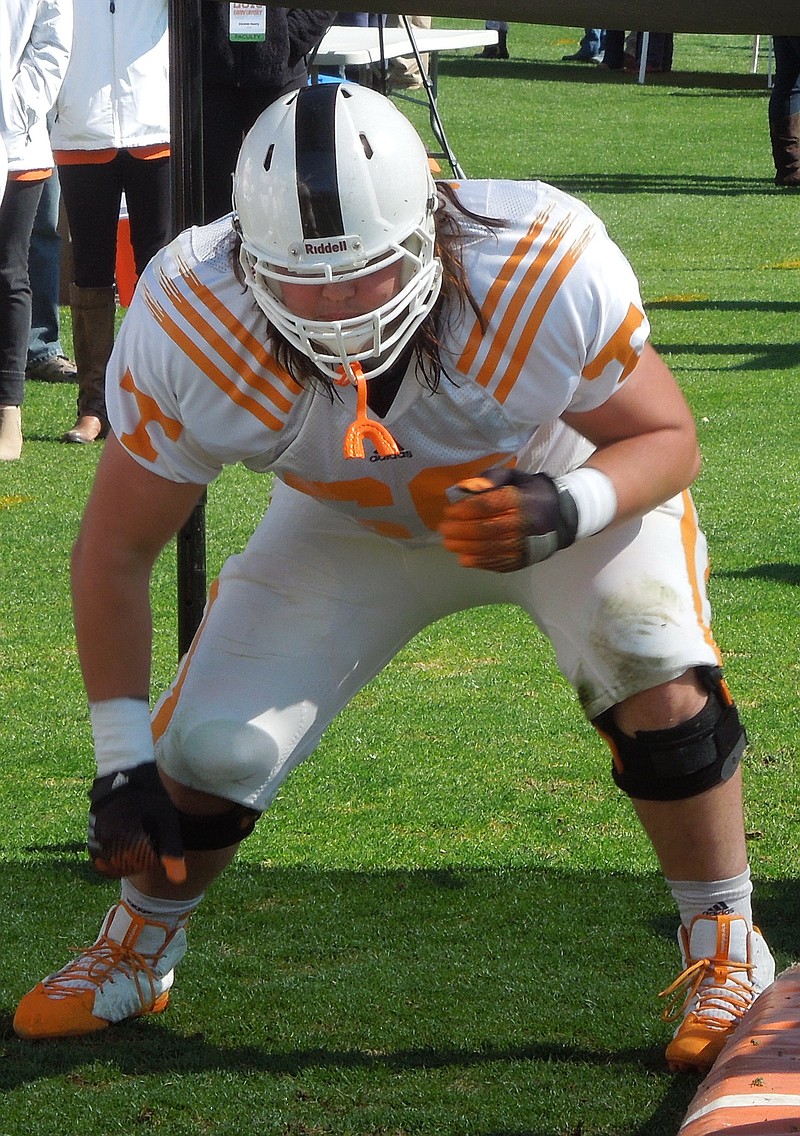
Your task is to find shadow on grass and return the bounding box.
[544,172,777,197]
[650,340,800,373]
[2,859,798,1133]
[648,300,800,313]
[441,58,769,96]
[717,563,800,586]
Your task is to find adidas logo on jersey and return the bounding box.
[369,448,412,461]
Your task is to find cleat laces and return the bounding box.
[43,938,162,1012]
[659,954,756,1031]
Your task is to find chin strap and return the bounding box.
[336,362,401,459]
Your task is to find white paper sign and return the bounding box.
[229,3,266,42]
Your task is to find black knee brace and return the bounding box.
[593,667,746,801]
[177,805,261,851]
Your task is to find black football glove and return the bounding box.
[87,761,187,884]
[439,467,579,573]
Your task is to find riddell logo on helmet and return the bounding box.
[304,239,349,255]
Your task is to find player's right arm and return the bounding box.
[72,434,205,703]
[72,434,206,884]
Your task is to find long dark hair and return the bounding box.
[237,182,507,395]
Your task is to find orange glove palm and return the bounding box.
[439,468,578,572]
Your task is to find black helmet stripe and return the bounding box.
[295,84,345,239]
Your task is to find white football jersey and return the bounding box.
[107,179,649,544]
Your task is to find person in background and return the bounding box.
[624,31,674,74]
[0,0,72,461]
[25,161,77,384]
[768,36,800,187]
[52,0,171,445]
[562,28,605,64]
[386,14,432,93]
[333,10,385,26]
[13,85,775,1079]
[200,4,335,224]
[601,30,626,70]
[476,19,509,61]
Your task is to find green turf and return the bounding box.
[1,23,799,1136]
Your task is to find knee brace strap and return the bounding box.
[594,667,746,801]
[177,805,261,851]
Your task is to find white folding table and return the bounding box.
[309,22,498,177]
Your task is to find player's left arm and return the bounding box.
[562,341,701,524]
[439,344,700,572]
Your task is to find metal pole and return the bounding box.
[168,0,208,656]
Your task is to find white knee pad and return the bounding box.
[164,718,285,808]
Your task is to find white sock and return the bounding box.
[667,867,753,929]
[120,879,204,928]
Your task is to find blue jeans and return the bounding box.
[27,170,64,367]
[580,28,605,58]
[334,12,386,27]
[770,36,800,120]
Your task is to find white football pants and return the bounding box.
[153,480,721,809]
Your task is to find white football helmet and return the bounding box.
[233,82,442,381]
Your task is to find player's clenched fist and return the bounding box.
[88,762,187,884]
[439,467,579,572]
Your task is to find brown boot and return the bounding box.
[62,284,116,443]
[62,414,108,444]
[770,114,800,187]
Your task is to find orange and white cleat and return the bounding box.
[660,911,775,1074]
[13,900,188,1040]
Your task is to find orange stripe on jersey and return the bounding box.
[143,288,284,432]
[160,267,297,413]
[456,205,553,375]
[679,489,722,662]
[283,471,393,508]
[175,258,302,397]
[582,303,646,383]
[492,226,594,405]
[151,577,220,744]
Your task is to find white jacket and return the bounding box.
[51,0,169,152]
[0,0,73,171]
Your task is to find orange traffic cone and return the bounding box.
[115,195,137,308]
[678,964,800,1135]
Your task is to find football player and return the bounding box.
[14,83,774,1074]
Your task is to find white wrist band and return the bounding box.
[555,466,617,540]
[89,698,155,776]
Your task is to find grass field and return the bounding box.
[1,22,799,1136]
